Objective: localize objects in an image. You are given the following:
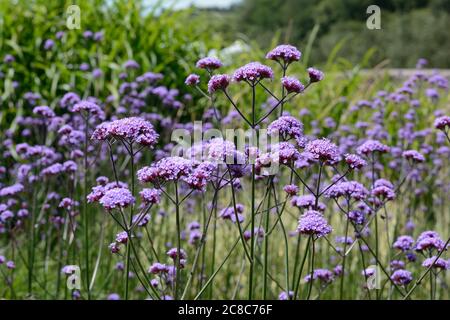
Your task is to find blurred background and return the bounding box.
[155,0,450,68]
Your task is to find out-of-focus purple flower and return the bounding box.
[185,74,200,86]
[291,195,326,211]
[71,100,104,118]
[33,106,55,118]
[434,116,450,131]
[344,154,366,170]
[297,210,332,238]
[325,181,369,201]
[391,269,413,285]
[266,44,301,64]
[123,60,140,70]
[167,248,187,260]
[0,183,24,197]
[356,140,390,155]
[148,262,169,274]
[416,58,427,68]
[415,231,446,252]
[92,68,103,79]
[60,92,80,108]
[393,235,414,251]
[207,74,230,93]
[94,31,104,42]
[196,57,222,70]
[283,184,299,196]
[278,291,294,300]
[402,150,425,163]
[3,54,15,64]
[422,257,448,270]
[390,260,405,271]
[107,293,120,300]
[304,269,334,284]
[99,187,135,210]
[80,63,90,71]
[6,260,15,269]
[219,204,245,223]
[83,30,93,39]
[281,77,304,93]
[307,67,324,83]
[43,39,55,50]
[115,231,128,244]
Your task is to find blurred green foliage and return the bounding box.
[0,0,223,108]
[205,0,450,67]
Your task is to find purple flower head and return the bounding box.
[196,57,222,70]
[391,269,413,285]
[344,154,366,170]
[41,163,64,177]
[422,257,448,270]
[233,62,274,83]
[138,157,193,183]
[390,260,405,271]
[266,44,301,64]
[267,116,305,145]
[107,293,120,300]
[92,68,103,79]
[33,106,55,118]
[0,183,24,197]
[43,39,54,50]
[115,231,128,244]
[79,63,90,71]
[94,117,159,147]
[402,150,425,163]
[123,60,140,70]
[60,92,80,108]
[108,243,120,254]
[99,187,135,210]
[4,54,15,64]
[304,269,334,284]
[283,184,299,196]
[219,204,245,223]
[83,30,93,39]
[6,260,15,269]
[183,161,217,191]
[415,231,446,252]
[71,100,104,119]
[281,77,304,93]
[371,179,395,201]
[278,291,294,300]
[139,188,161,204]
[356,140,390,155]
[325,181,369,201]
[94,31,104,42]
[207,74,230,93]
[305,138,340,164]
[434,116,450,131]
[148,262,169,274]
[307,67,324,83]
[393,235,414,251]
[291,195,326,211]
[297,210,332,238]
[185,74,200,86]
[167,248,187,260]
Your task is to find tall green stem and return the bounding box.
[83,116,90,299]
[175,182,182,299]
